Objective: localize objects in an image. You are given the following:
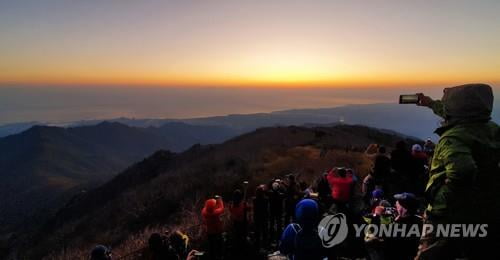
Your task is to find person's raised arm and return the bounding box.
[417,93,446,118]
[214,197,224,215]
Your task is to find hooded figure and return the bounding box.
[268,179,285,242]
[422,84,500,220]
[202,197,224,260]
[416,84,500,260]
[294,199,319,230]
[279,199,324,260]
[202,198,224,235]
[431,84,494,126]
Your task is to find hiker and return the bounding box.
[366,144,392,194]
[361,172,376,205]
[411,144,429,195]
[229,189,248,255]
[202,196,224,260]
[414,84,500,260]
[90,245,112,260]
[385,192,422,260]
[268,179,285,243]
[327,167,354,212]
[252,184,269,250]
[315,172,333,214]
[368,188,385,213]
[411,144,428,162]
[279,199,324,260]
[284,174,300,224]
[390,140,413,194]
[423,138,435,156]
[363,201,396,260]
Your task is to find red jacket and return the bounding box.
[327,170,354,203]
[202,198,224,234]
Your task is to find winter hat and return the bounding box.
[371,188,384,199]
[394,192,418,212]
[412,144,423,152]
[295,199,319,229]
[272,182,280,191]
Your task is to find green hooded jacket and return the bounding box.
[425,84,500,223]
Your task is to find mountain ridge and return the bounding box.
[16,124,420,259]
[0,121,236,236]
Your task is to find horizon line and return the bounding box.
[2,80,498,89]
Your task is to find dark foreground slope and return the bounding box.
[16,125,418,259]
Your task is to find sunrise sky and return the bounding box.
[1,0,499,88]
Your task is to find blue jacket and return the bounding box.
[280,199,323,260]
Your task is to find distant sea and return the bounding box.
[0,85,494,125]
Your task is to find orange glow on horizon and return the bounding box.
[2,69,498,89]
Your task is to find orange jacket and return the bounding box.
[202,199,224,234]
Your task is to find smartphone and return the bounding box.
[399,94,419,104]
[194,252,205,256]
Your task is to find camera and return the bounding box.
[399,94,420,104]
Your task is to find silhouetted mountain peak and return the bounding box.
[93,121,130,128]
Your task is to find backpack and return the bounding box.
[329,175,353,202]
[291,223,323,260]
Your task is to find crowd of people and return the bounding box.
[89,144,432,260]
[88,84,499,260]
[109,138,431,260]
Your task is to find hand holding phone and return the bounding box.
[399,94,419,104]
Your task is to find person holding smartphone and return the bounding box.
[412,84,500,260]
[202,195,225,260]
